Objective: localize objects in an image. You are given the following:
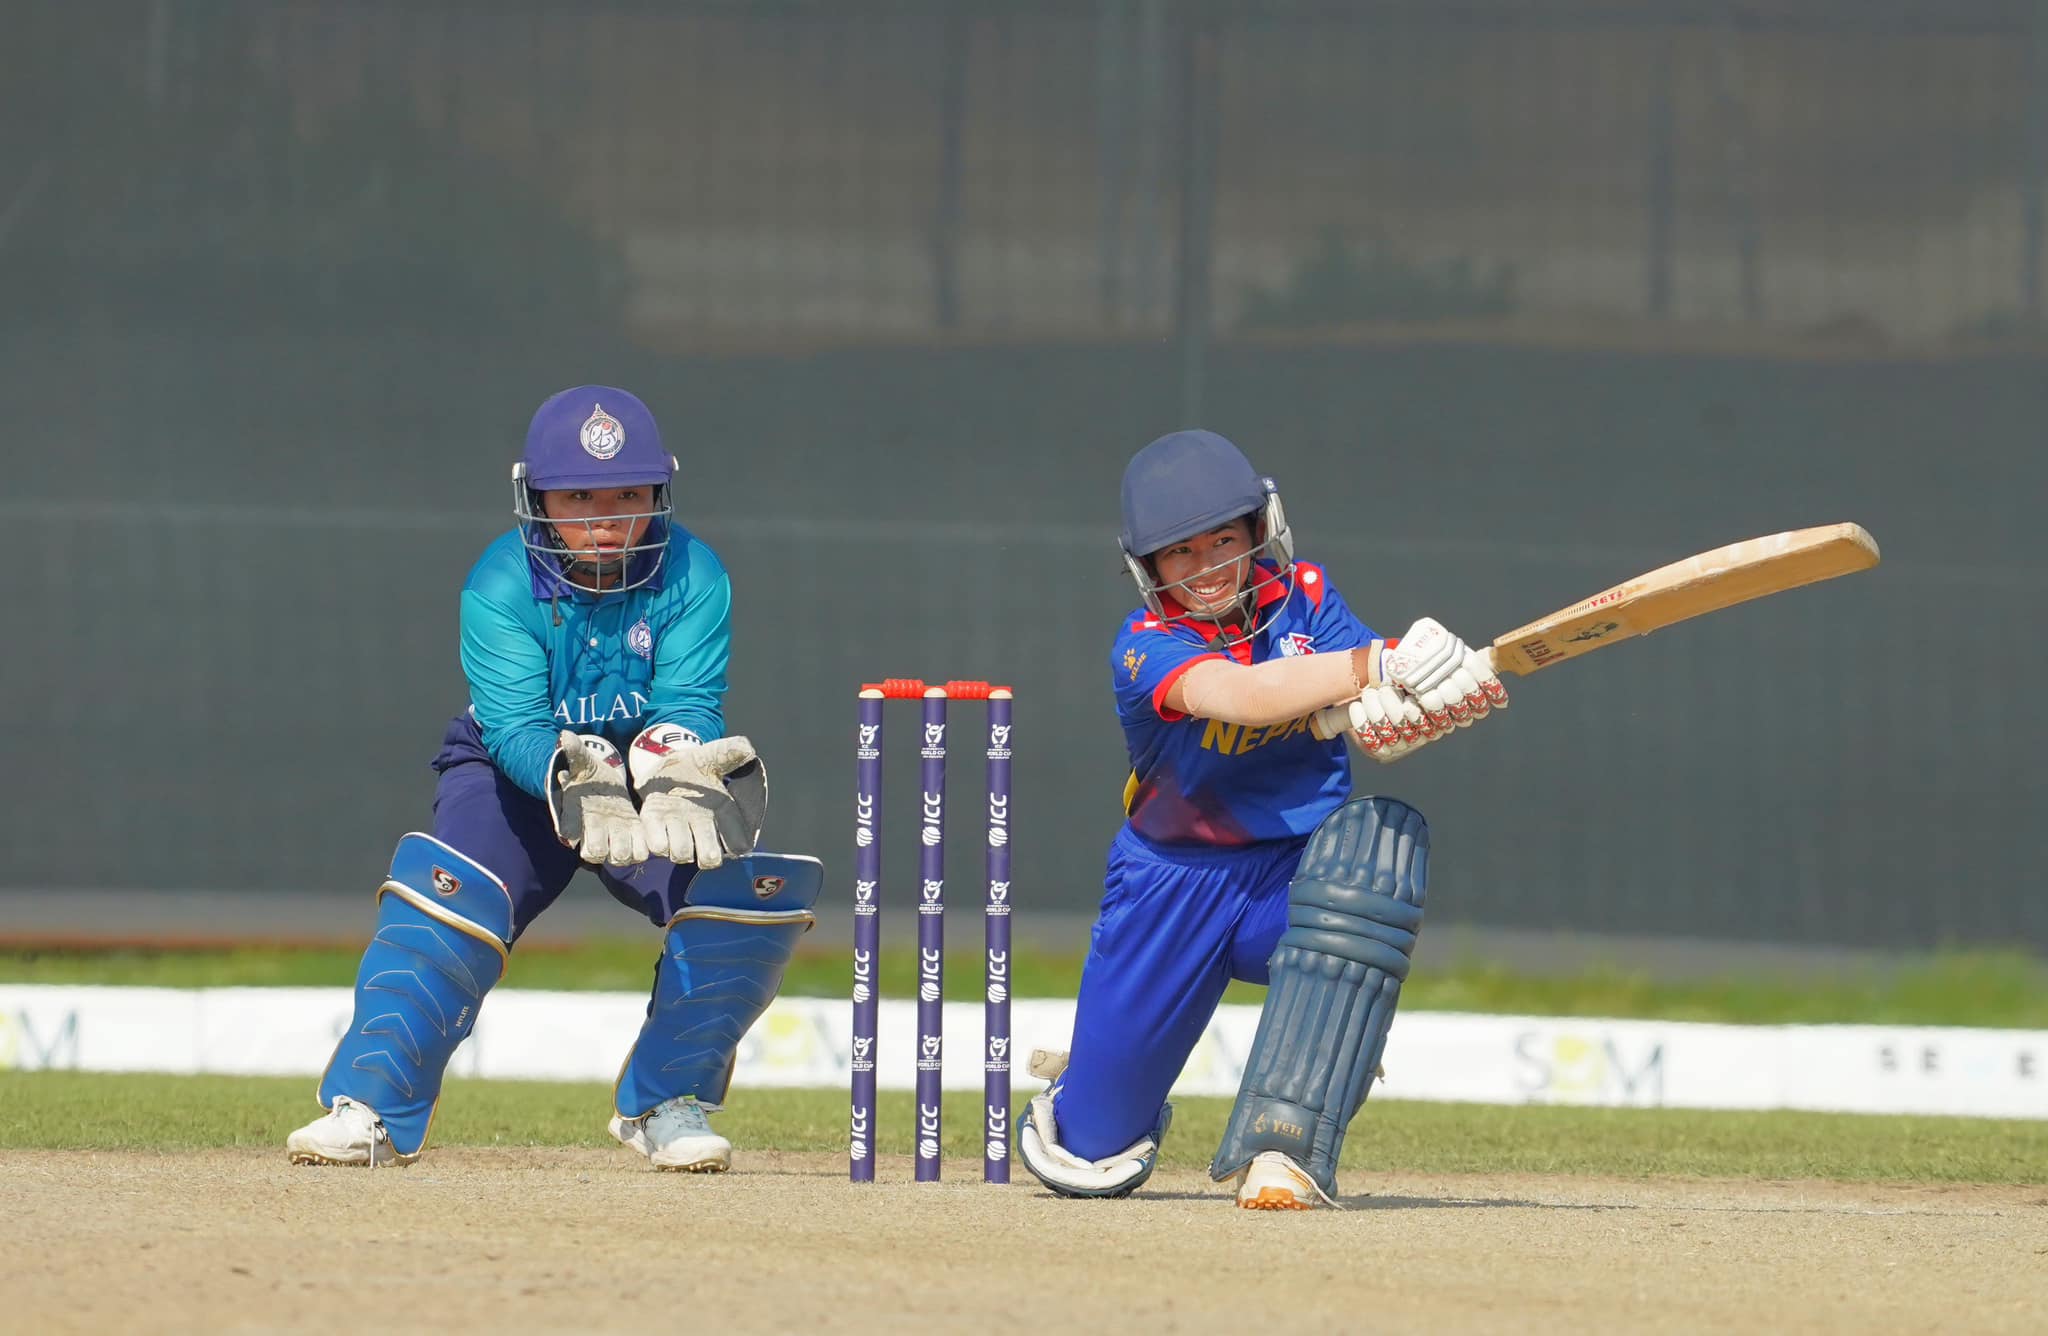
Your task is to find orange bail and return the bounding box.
[859,678,1012,700]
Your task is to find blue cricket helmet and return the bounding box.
[1118,430,1295,623]
[1119,430,1268,557]
[521,386,674,490]
[511,385,679,594]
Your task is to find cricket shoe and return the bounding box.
[1232,1150,1333,1211]
[610,1096,732,1172]
[286,1096,405,1167]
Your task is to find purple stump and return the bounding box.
[850,691,883,1182]
[983,690,1013,1183]
[915,690,947,1182]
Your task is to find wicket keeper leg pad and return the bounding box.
[615,853,821,1118]
[1208,796,1428,1200]
[319,833,514,1159]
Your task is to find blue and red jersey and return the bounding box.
[1110,560,1377,850]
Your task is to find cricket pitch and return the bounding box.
[1,1150,2039,1333]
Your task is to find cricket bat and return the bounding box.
[1482,522,1881,676]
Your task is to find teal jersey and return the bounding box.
[452,526,732,800]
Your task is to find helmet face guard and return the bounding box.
[512,461,673,594]
[1120,482,1296,639]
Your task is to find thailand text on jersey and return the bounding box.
[1110,560,1377,848]
[433,526,732,799]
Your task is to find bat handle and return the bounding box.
[1477,641,1531,678]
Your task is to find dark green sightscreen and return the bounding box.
[1,2,2040,953]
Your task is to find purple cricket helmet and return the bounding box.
[1117,429,1295,635]
[511,386,679,592]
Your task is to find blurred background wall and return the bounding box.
[2,0,2040,953]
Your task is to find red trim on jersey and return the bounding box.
[1293,561,1327,608]
[1152,652,1227,721]
[1251,560,1297,609]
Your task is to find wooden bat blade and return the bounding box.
[1484,522,1880,676]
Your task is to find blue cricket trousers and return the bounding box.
[1051,826,1308,1160]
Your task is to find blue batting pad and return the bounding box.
[318,834,513,1158]
[1208,796,1429,1198]
[615,853,821,1117]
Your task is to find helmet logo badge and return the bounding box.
[579,404,625,460]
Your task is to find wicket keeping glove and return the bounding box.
[549,732,650,866]
[629,724,768,871]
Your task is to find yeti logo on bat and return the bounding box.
[1564,620,1620,644]
[431,867,462,897]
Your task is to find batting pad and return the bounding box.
[1207,796,1429,1199]
[614,853,821,1118]
[319,833,515,1159]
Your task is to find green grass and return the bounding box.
[3,1071,2041,1183]
[4,942,2047,1028]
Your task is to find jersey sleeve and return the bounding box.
[459,589,561,800]
[1111,618,1225,723]
[642,540,732,742]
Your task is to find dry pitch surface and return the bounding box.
[2,1149,2040,1334]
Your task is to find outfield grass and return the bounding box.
[3,1070,2041,1183]
[4,942,2047,1028]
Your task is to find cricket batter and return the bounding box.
[1017,429,1507,1208]
[286,386,820,1170]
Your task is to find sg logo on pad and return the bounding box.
[431,867,463,897]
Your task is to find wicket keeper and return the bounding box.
[287,386,819,1170]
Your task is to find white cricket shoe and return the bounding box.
[286,1096,403,1167]
[609,1096,732,1172]
[1232,1150,1330,1211]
